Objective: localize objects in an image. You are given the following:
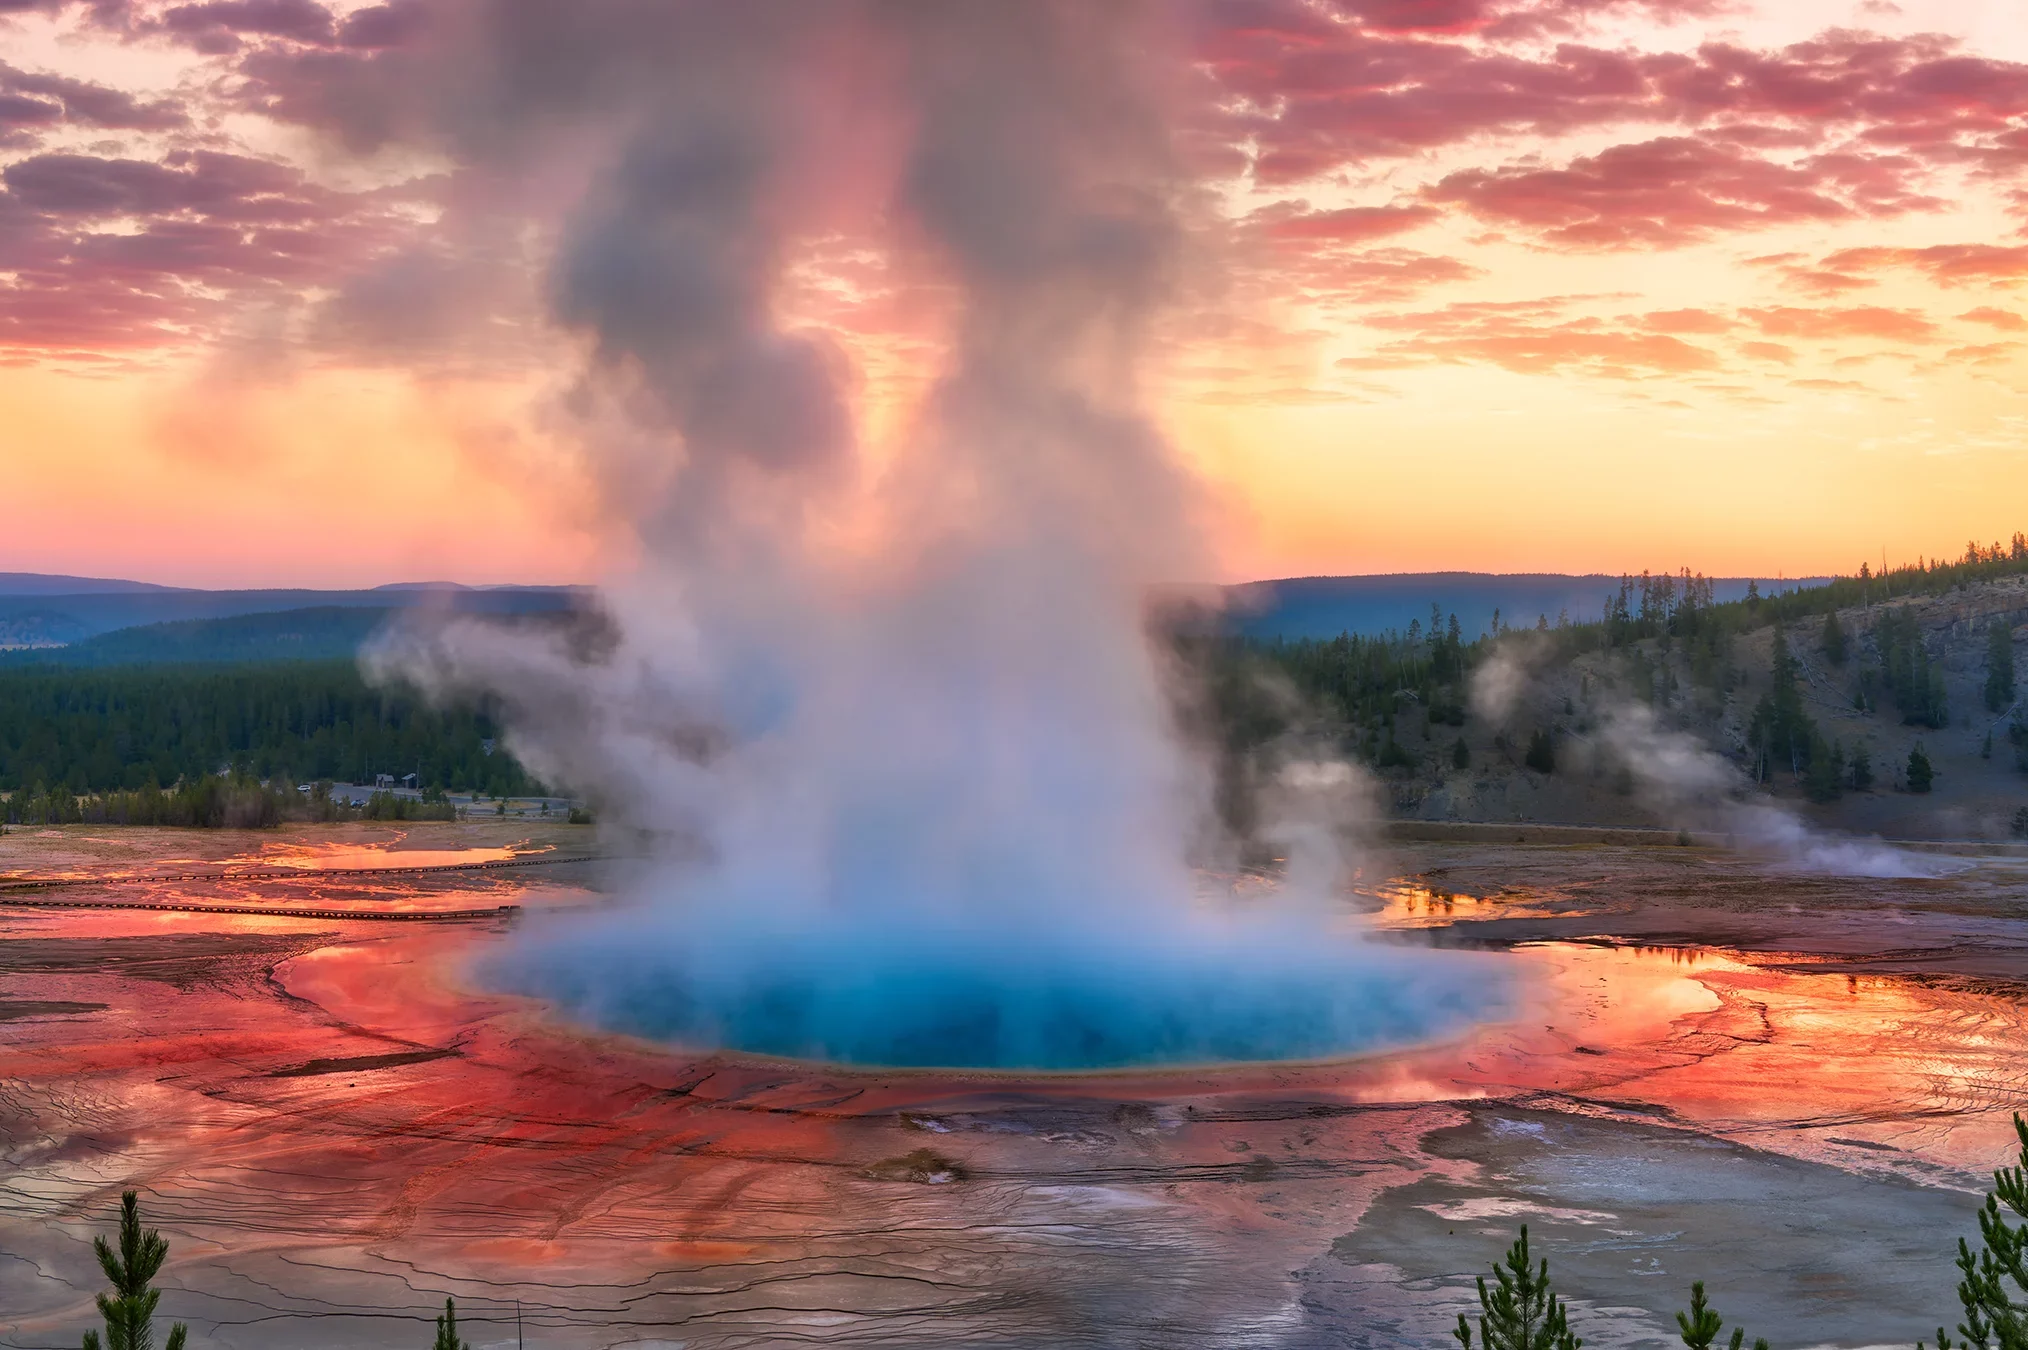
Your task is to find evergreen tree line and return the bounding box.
[1741,628,1894,801]
[1751,534,2028,628]
[1,779,466,828]
[1587,537,2028,648]
[1188,604,1485,784]
[73,1111,2028,1350]
[0,662,544,801]
[1871,609,1952,728]
[1249,603,1475,728]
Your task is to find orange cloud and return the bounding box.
[1960,306,2027,330]
[1350,299,1723,376]
[1741,304,1939,342]
[1818,243,2028,287]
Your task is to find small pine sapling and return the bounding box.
[1675,1280,1767,1350]
[431,1298,469,1350]
[1454,1225,1582,1350]
[80,1190,188,1350]
[1822,610,1848,666]
[1924,1113,2028,1350]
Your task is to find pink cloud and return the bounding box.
[155,0,336,52]
[0,61,186,146]
[0,148,425,358]
[1425,137,1940,249]
[1237,201,1474,302]
[1197,15,2028,200]
[1294,247,1481,301]
[1247,202,1440,242]
[7,0,2022,373]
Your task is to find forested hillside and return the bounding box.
[0,662,542,800]
[11,538,2028,835]
[1216,537,2028,839]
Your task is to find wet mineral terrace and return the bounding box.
[1,825,2024,1349]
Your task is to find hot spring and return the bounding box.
[489,889,1509,1072]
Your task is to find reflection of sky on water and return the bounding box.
[494,902,1515,1071]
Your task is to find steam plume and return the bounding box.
[367,1,1501,1069]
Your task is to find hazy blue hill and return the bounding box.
[0,607,398,667]
[0,583,585,644]
[1229,572,1833,640]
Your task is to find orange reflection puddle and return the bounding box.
[0,832,594,923]
[1361,877,1592,927]
[1372,881,1481,923]
[252,839,541,871]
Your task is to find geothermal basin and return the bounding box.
[1,823,2024,1349]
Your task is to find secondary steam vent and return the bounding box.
[365,2,1511,1069]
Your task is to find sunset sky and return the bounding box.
[3,0,2026,588]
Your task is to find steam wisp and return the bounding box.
[1468,644,1939,879]
[1594,703,1941,878]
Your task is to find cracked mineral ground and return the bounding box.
[2,823,2024,1349]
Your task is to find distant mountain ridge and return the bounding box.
[0,570,1835,657]
[0,572,578,597]
[0,577,589,650]
[0,572,189,596]
[0,607,399,667]
[1229,571,1834,641]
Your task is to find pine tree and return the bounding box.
[1849,742,1873,791]
[1822,610,1848,666]
[1804,735,1844,803]
[1453,738,1471,770]
[1749,628,1819,782]
[1877,612,1951,728]
[1909,744,1936,794]
[1453,1226,1582,1350]
[1921,650,1951,729]
[431,1298,469,1350]
[80,1191,187,1350]
[1922,1113,2028,1350]
[1987,620,2017,714]
[1676,1280,1768,1350]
